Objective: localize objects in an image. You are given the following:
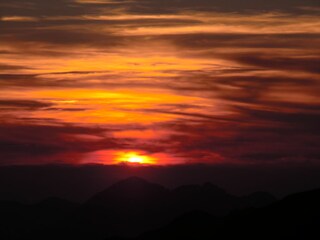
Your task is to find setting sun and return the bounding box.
[116,152,156,165]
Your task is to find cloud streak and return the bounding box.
[0,0,319,165]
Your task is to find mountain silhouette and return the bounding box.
[78,177,172,237]
[86,177,275,216]
[241,191,277,208]
[37,197,79,210]
[5,177,319,240]
[86,177,169,209]
[134,188,320,240]
[81,177,277,237]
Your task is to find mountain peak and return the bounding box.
[109,177,165,192]
[173,182,227,198]
[86,177,168,207]
[115,176,150,185]
[203,182,226,193]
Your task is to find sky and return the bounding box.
[0,0,319,166]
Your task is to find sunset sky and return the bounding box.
[0,0,319,166]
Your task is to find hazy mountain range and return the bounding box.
[1,177,319,240]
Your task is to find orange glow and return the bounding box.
[1,1,318,166]
[0,88,213,125]
[82,150,186,165]
[116,152,156,165]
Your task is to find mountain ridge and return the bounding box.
[5,177,314,240]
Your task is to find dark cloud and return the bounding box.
[0,72,121,87]
[0,50,13,54]
[111,0,320,14]
[0,123,105,141]
[0,63,31,71]
[0,99,53,109]
[233,106,320,134]
[0,73,38,80]
[151,99,320,164]
[0,123,118,164]
[0,1,318,54]
[164,33,320,51]
[0,28,123,47]
[229,54,320,74]
[0,72,138,88]
[0,0,319,168]
[211,75,319,105]
[45,107,90,111]
[0,0,92,17]
[1,0,318,19]
[135,107,238,122]
[0,140,66,158]
[0,18,204,51]
[239,152,290,162]
[158,69,318,112]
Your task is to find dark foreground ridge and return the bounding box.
[132,188,320,240]
[0,177,319,240]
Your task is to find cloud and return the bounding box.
[0,0,91,17]
[239,152,289,162]
[134,107,237,123]
[0,122,120,164]
[0,0,319,167]
[45,107,90,111]
[0,63,32,71]
[0,27,123,47]
[104,0,320,14]
[229,54,320,74]
[233,106,320,134]
[163,33,320,51]
[0,99,53,109]
[2,0,318,19]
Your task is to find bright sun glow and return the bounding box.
[116,152,156,165]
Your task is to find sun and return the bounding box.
[116,151,155,165]
[127,155,144,163]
